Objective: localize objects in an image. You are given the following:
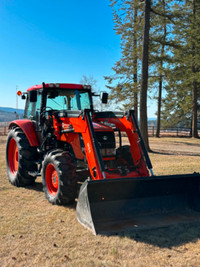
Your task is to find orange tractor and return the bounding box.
[6,83,200,234]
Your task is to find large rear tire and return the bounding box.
[6,127,38,186]
[42,149,77,205]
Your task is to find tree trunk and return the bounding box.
[133,82,138,121]
[140,0,151,151]
[156,0,166,138]
[192,80,198,137]
[191,0,199,138]
[133,7,138,122]
[156,78,162,137]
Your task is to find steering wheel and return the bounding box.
[40,107,56,127]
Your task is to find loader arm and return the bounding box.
[129,110,153,174]
[93,110,150,177]
[54,109,150,180]
[52,109,105,180]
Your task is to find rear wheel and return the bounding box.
[6,127,38,186]
[42,149,77,205]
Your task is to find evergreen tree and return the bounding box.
[149,0,174,137]
[106,0,174,145]
[162,0,200,137]
[106,0,200,144]
[105,0,143,121]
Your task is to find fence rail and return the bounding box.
[0,122,9,136]
[148,126,198,137]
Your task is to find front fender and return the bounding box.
[9,119,39,147]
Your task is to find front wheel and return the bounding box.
[42,149,77,205]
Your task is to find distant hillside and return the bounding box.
[0,107,24,114]
[0,107,24,122]
[0,106,157,124]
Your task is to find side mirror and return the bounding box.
[30,90,37,102]
[101,92,108,104]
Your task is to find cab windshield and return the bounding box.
[46,89,92,111]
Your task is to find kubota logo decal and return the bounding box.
[87,143,91,154]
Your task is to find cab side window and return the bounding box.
[25,91,42,119]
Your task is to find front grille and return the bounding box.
[95,131,116,149]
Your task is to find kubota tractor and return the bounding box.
[6,82,200,234]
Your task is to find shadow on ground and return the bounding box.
[173,141,200,147]
[26,181,43,192]
[150,150,200,157]
[26,181,77,210]
[117,221,200,248]
[25,182,200,248]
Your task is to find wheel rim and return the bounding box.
[45,163,59,196]
[8,138,19,175]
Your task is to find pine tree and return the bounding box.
[149,0,174,137]
[106,0,174,146]
[105,0,143,121]
[162,0,200,137]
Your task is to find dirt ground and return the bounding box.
[1,136,200,267]
[150,137,200,156]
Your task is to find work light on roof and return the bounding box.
[83,85,91,90]
[48,83,60,88]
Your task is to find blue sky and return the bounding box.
[0,0,156,118]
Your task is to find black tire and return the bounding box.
[42,149,77,205]
[6,127,38,186]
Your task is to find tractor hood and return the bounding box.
[92,122,113,132]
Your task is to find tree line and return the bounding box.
[105,0,200,149]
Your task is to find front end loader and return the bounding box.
[6,83,200,235]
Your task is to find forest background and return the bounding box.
[105,0,200,150]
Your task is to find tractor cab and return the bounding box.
[24,83,93,120]
[23,83,115,166]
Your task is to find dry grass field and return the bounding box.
[1,136,200,267]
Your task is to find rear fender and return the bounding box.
[9,120,39,147]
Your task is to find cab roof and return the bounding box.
[27,83,91,92]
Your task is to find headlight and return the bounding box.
[101,148,116,157]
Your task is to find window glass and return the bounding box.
[26,96,32,118]
[79,91,91,110]
[46,89,91,111]
[46,95,68,110]
[25,91,41,119]
[35,93,41,113]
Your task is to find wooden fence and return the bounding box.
[148,126,194,137]
[0,122,9,136]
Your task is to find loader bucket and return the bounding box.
[76,173,200,235]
